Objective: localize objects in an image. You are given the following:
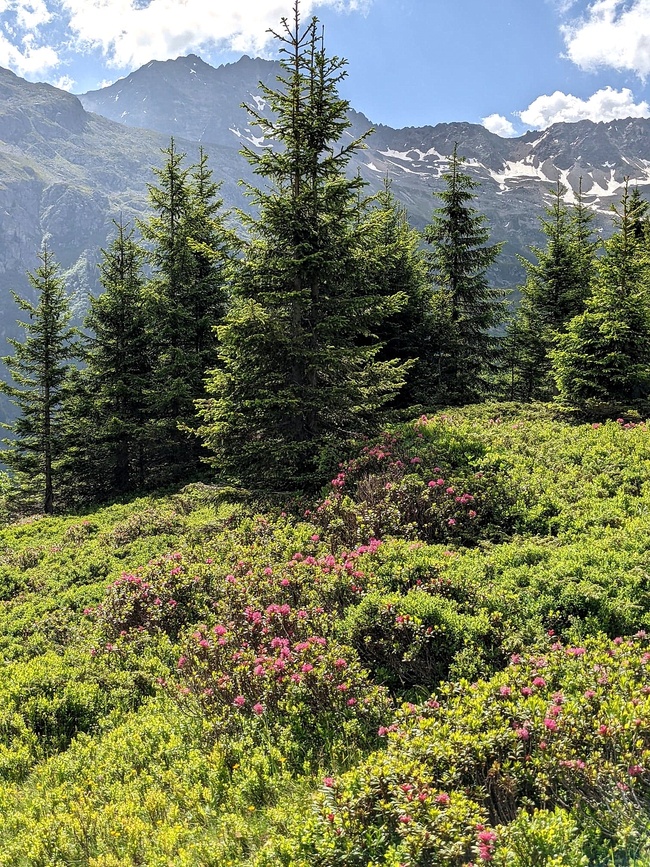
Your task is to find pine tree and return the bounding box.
[507,181,597,400]
[140,141,231,480]
[424,145,505,404]
[197,4,408,489]
[67,219,151,499]
[553,182,650,405]
[0,246,76,514]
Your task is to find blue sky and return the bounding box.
[2,0,650,136]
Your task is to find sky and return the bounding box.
[3,0,650,136]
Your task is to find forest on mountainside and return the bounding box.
[0,5,649,865]
[3,1,650,517]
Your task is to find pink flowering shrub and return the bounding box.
[314,433,484,547]
[281,633,650,866]
[173,601,392,753]
[94,551,208,639]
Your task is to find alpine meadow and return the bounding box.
[2,3,650,866]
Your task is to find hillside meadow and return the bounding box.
[0,403,649,866]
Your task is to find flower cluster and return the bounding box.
[313,432,482,547]
[173,601,391,743]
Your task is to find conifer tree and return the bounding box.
[553,182,650,405]
[140,141,231,479]
[424,145,505,404]
[0,246,76,514]
[507,181,597,400]
[197,4,408,489]
[67,219,151,498]
[356,180,433,408]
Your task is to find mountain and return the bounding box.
[2,53,650,397]
[75,54,650,282]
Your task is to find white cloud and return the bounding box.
[53,73,75,90]
[562,0,650,78]
[0,30,59,76]
[15,0,52,30]
[518,86,650,128]
[481,113,517,137]
[60,0,371,70]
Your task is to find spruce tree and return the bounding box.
[197,4,408,489]
[424,145,505,404]
[140,141,231,480]
[66,219,151,499]
[0,246,76,514]
[552,182,650,405]
[356,180,433,408]
[507,181,597,400]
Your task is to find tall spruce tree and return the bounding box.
[552,182,650,405]
[140,141,231,480]
[64,219,151,500]
[424,145,505,404]
[0,246,76,514]
[507,181,597,400]
[196,4,408,489]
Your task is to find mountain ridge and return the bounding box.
[1,54,650,352]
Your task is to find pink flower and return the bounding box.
[628,765,644,777]
[323,777,335,787]
[435,793,450,805]
[514,727,529,740]
[499,686,511,697]
[398,815,412,824]
[334,658,348,668]
[346,698,357,706]
[532,677,546,688]
[521,687,533,697]
[310,534,320,542]
[233,695,245,707]
[378,726,388,736]
[252,703,265,715]
[468,510,477,519]
[447,518,456,527]
[543,718,558,731]
[263,567,273,576]
[177,655,187,669]
[301,663,314,673]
